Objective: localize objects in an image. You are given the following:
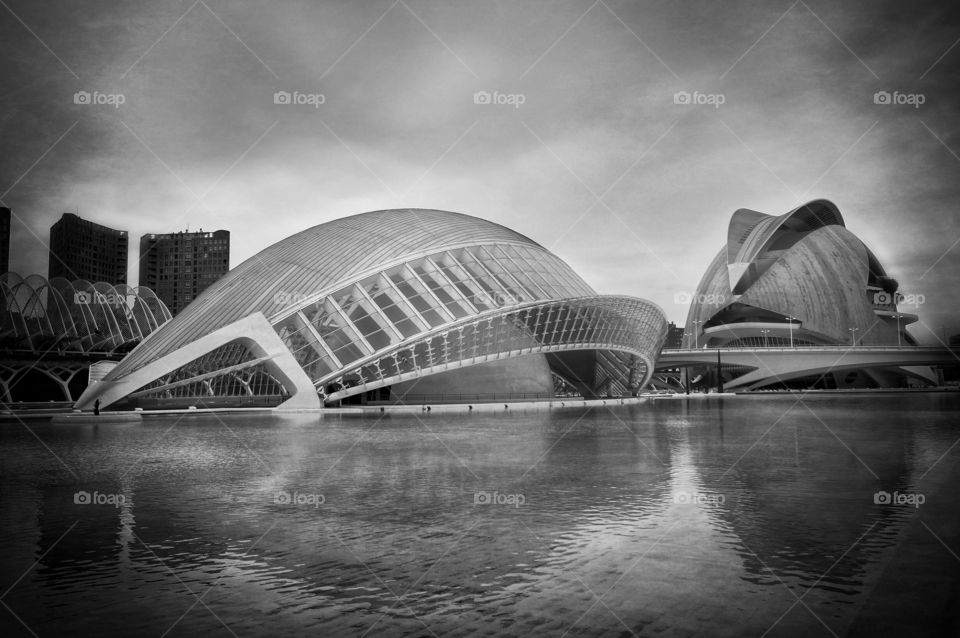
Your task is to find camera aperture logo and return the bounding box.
[873,91,924,108]
[474,491,525,508]
[473,90,525,109]
[74,90,125,108]
[275,490,324,508]
[74,490,125,508]
[673,91,725,108]
[273,90,325,108]
[874,490,924,508]
[872,291,925,307]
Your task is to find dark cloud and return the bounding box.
[1,0,958,339]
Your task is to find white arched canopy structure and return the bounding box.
[0,273,171,355]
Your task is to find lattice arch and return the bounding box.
[0,272,171,354]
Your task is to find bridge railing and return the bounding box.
[385,392,561,404]
[661,345,955,353]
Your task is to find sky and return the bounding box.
[2,0,959,342]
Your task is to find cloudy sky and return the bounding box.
[2,0,959,341]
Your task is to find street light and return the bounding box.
[760,328,770,348]
[692,320,702,349]
[894,314,902,347]
[849,327,859,346]
[786,316,798,348]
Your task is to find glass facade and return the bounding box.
[321,296,666,402]
[270,244,596,393]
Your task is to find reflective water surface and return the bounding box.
[1,394,958,637]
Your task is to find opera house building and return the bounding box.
[77,209,668,410]
[683,199,930,388]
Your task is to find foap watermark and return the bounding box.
[74,291,133,307]
[473,90,525,109]
[474,490,525,508]
[273,291,311,306]
[74,90,125,108]
[474,290,526,308]
[673,490,725,506]
[274,90,325,108]
[74,490,126,508]
[873,291,925,307]
[873,90,925,108]
[673,90,725,108]
[673,291,725,306]
[874,490,924,508]
[275,490,325,508]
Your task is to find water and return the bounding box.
[1,394,958,637]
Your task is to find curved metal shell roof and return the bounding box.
[114,209,578,377]
[685,202,902,346]
[727,199,844,267]
[726,199,845,292]
[735,227,885,343]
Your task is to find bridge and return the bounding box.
[655,346,959,391]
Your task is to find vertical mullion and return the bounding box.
[404,263,455,323]
[443,250,491,309]
[380,272,431,332]
[477,245,544,301]
[326,296,374,356]
[425,255,479,315]
[297,310,343,370]
[354,282,404,344]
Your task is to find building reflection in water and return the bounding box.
[1,396,956,636]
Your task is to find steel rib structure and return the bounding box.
[0,272,171,354]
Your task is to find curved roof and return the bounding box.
[112,209,579,376]
[726,199,844,293]
[727,199,844,265]
[685,200,904,347]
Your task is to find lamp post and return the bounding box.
[786,316,797,348]
[760,328,770,348]
[849,327,859,346]
[716,348,724,393]
[692,320,702,349]
[895,313,902,347]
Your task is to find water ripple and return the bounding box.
[1,395,957,636]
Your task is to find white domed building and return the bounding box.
[78,209,667,410]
